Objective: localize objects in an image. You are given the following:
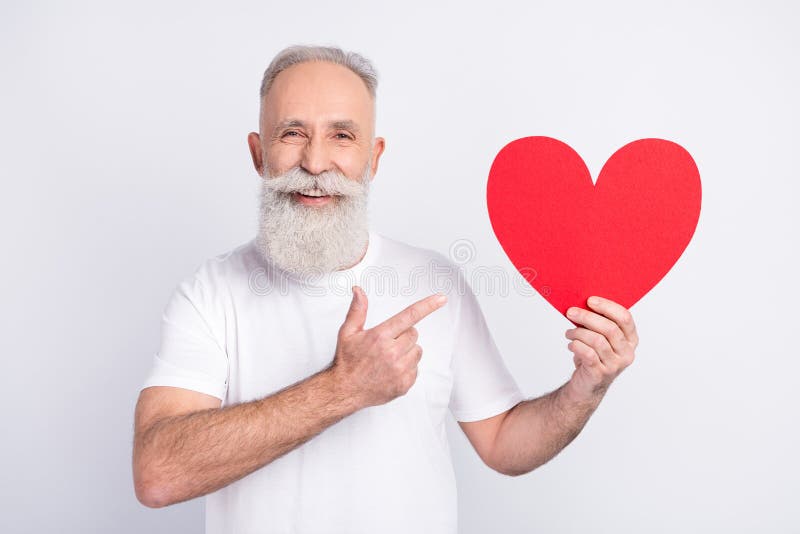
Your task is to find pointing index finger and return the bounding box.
[380,293,448,337]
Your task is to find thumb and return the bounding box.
[341,285,368,335]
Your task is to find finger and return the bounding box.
[400,366,419,393]
[379,294,447,338]
[398,344,423,367]
[566,305,629,355]
[567,338,602,369]
[340,286,368,336]
[393,326,419,351]
[565,327,615,364]
[586,296,638,346]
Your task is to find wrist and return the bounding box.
[561,378,606,410]
[318,364,365,415]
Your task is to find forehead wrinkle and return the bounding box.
[260,61,377,135]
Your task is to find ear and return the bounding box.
[247,132,264,175]
[368,137,386,180]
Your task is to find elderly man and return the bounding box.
[133,45,638,533]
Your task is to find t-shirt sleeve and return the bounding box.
[140,273,229,401]
[448,276,526,422]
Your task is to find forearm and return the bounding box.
[491,382,603,476]
[134,367,358,507]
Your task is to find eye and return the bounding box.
[282,130,301,138]
[335,132,354,140]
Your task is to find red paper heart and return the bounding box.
[487,136,701,317]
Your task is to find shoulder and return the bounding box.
[179,238,262,300]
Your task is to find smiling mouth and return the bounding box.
[297,188,328,197]
[292,189,335,205]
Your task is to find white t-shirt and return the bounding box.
[142,231,525,534]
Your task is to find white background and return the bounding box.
[2,1,798,532]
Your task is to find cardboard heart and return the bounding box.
[487,136,701,317]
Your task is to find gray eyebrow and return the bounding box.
[329,120,360,133]
[272,118,361,135]
[273,119,307,133]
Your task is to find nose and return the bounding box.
[300,135,332,176]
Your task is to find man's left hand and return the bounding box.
[564,296,638,402]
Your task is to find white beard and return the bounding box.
[256,165,371,277]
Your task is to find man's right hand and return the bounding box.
[134,286,447,507]
[329,286,448,409]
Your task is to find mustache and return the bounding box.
[263,167,367,197]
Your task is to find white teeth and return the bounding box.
[298,188,326,197]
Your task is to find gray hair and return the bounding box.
[259,45,378,100]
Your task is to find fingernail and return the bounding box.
[588,296,600,306]
[435,294,447,304]
[567,308,577,318]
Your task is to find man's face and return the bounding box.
[248,61,385,202]
[247,61,385,276]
